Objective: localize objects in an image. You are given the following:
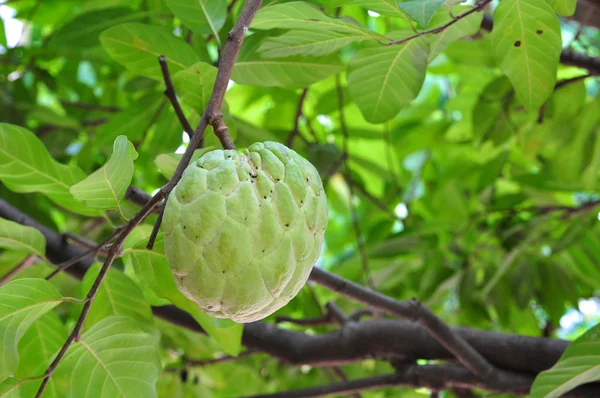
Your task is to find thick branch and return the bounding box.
[309,268,504,386]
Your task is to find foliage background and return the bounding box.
[0,0,599,396]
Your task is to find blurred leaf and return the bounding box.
[427,5,484,61]
[71,136,138,213]
[100,23,200,80]
[50,8,145,49]
[546,0,576,16]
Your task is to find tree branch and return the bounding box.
[0,254,37,286]
[287,88,309,148]
[389,0,493,46]
[158,56,195,141]
[308,267,506,386]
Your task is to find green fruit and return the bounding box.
[163,142,328,323]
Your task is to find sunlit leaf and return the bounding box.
[259,30,373,58]
[54,316,161,398]
[546,0,576,16]
[100,23,199,80]
[347,35,429,123]
[491,0,562,111]
[0,279,64,381]
[0,123,97,216]
[531,323,600,397]
[71,136,138,213]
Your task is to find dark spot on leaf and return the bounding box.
[514,40,521,47]
[207,305,213,309]
[180,369,188,383]
[264,196,267,199]
[285,224,289,227]
[536,30,543,35]
[193,376,199,385]
[222,270,225,273]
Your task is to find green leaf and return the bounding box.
[70,136,138,214]
[531,323,600,397]
[0,123,97,216]
[258,30,373,58]
[491,0,562,111]
[0,18,6,48]
[54,316,161,398]
[123,237,244,355]
[397,0,446,26]
[100,23,200,80]
[0,218,46,258]
[0,279,64,381]
[546,0,576,16]
[173,62,218,115]
[80,264,154,332]
[232,34,344,89]
[50,8,146,49]
[166,0,226,44]
[252,2,373,35]
[427,5,484,61]
[347,35,429,123]
[154,149,213,180]
[13,312,65,397]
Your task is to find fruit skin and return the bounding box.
[163,142,328,323]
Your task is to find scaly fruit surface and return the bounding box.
[163,142,328,323]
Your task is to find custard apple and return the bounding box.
[162,142,328,323]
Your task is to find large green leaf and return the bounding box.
[100,23,200,80]
[54,316,161,398]
[491,0,562,111]
[531,323,600,397]
[70,136,138,214]
[427,5,484,61]
[0,218,46,258]
[397,0,445,26]
[347,35,429,123]
[0,279,64,381]
[173,62,217,115]
[165,0,226,42]
[0,123,97,216]
[232,34,344,89]
[319,0,411,19]
[50,8,146,48]
[79,264,154,332]
[123,237,244,356]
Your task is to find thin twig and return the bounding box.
[158,56,195,141]
[147,196,167,250]
[308,267,502,386]
[336,75,375,290]
[46,227,124,280]
[211,116,236,150]
[388,0,493,46]
[0,254,37,286]
[287,88,309,148]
